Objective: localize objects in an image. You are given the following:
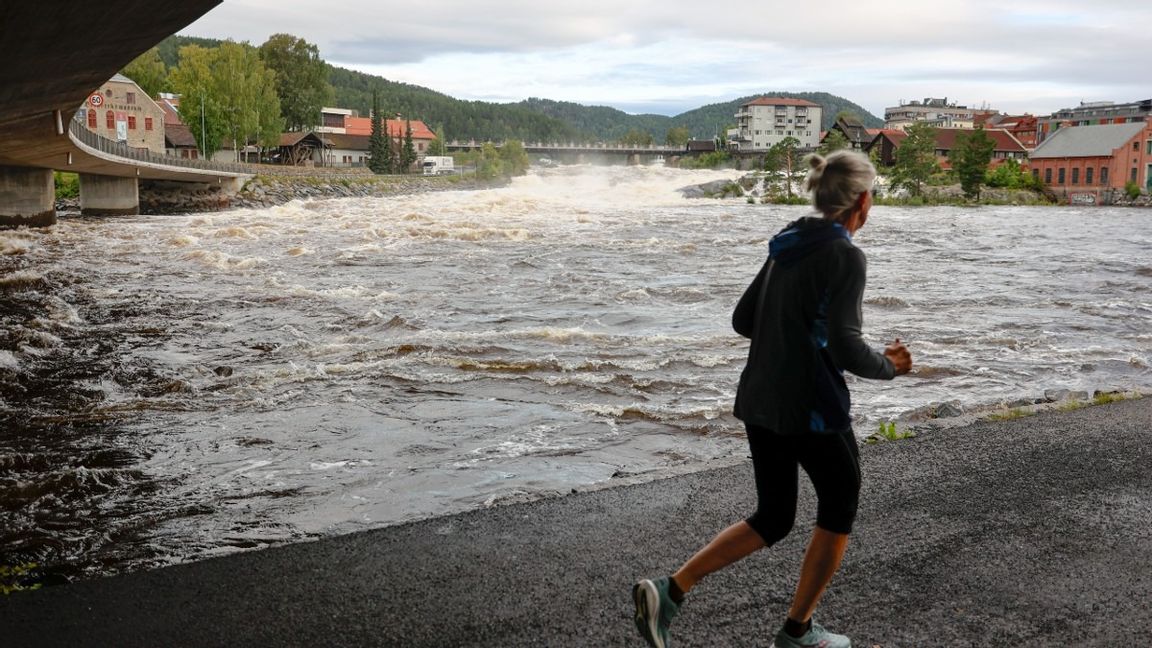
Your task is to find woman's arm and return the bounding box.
[732,259,770,338]
[826,247,896,380]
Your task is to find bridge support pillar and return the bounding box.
[80,174,139,216]
[0,166,56,228]
[627,154,641,166]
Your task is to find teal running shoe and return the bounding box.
[632,577,680,648]
[772,620,851,648]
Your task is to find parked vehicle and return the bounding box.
[422,156,455,175]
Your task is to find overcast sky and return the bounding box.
[180,0,1150,118]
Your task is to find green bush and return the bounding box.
[681,151,731,169]
[54,172,79,200]
[1125,181,1142,200]
[985,159,1028,189]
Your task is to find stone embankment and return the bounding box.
[227,173,496,211]
[54,169,497,215]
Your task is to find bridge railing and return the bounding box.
[445,140,685,153]
[68,115,254,175]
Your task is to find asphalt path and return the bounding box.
[2,398,1150,647]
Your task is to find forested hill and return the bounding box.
[510,94,882,141]
[671,93,885,135]
[153,35,882,142]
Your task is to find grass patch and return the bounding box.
[987,408,1034,421]
[1092,391,1129,405]
[1,563,42,595]
[865,421,916,444]
[54,171,79,200]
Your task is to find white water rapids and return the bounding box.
[1,164,1149,579]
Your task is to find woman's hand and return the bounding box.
[884,338,912,375]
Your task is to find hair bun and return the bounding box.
[807,154,826,171]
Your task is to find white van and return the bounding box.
[422,156,455,176]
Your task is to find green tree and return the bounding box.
[952,126,996,199]
[401,119,418,173]
[121,47,167,98]
[767,137,803,198]
[619,129,654,146]
[891,123,938,197]
[368,90,389,174]
[476,142,505,179]
[171,42,283,161]
[427,123,446,156]
[259,34,334,131]
[819,129,850,154]
[665,126,690,147]
[168,45,226,157]
[498,140,530,176]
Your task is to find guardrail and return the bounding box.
[445,140,687,153]
[68,115,254,175]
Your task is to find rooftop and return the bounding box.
[1031,121,1147,158]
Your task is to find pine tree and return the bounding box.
[368,89,388,174]
[401,119,418,173]
[953,126,996,199]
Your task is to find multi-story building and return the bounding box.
[730,97,822,151]
[76,74,166,154]
[883,98,992,131]
[1037,99,1152,144]
[1029,118,1152,204]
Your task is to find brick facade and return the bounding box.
[77,74,166,154]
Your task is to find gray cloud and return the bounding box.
[178,0,1152,116]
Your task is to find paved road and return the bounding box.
[2,398,1150,647]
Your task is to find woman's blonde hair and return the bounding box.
[803,150,876,219]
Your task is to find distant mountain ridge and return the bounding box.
[154,36,883,142]
[513,94,884,141]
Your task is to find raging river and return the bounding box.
[2,165,1150,583]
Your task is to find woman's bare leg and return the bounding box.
[671,520,766,593]
[786,526,850,623]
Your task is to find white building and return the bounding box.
[731,97,822,151]
[884,97,988,131]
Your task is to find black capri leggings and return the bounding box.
[744,423,861,544]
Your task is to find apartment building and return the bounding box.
[731,97,822,151]
[1037,99,1152,144]
[883,97,994,131]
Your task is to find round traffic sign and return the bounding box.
[89,94,104,107]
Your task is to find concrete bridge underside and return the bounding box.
[0,1,226,226]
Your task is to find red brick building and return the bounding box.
[1029,118,1152,204]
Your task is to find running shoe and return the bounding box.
[632,576,680,648]
[772,620,851,648]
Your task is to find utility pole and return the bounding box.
[200,93,206,159]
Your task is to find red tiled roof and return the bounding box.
[932,128,1026,152]
[158,99,184,126]
[742,97,821,108]
[343,117,436,139]
[873,128,1024,152]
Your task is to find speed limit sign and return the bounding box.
[89,94,104,107]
